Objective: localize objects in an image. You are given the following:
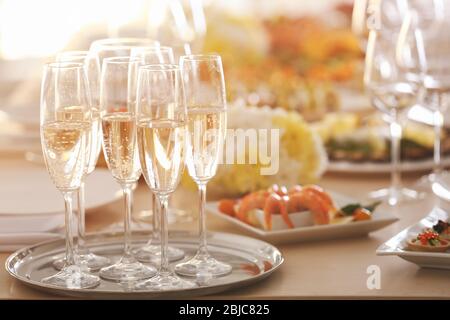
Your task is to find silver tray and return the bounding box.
[5,230,284,298]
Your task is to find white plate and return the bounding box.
[0,166,121,216]
[327,157,450,173]
[376,207,450,269]
[207,192,398,244]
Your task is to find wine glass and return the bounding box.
[129,46,186,264]
[40,62,100,288]
[396,2,450,192]
[98,57,156,282]
[52,51,110,271]
[364,29,422,205]
[134,64,195,290]
[175,54,232,277]
[90,38,160,64]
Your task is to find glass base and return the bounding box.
[42,265,100,289]
[415,171,450,190]
[134,244,185,263]
[428,171,450,201]
[175,253,232,277]
[53,252,111,271]
[368,187,424,206]
[99,256,156,282]
[134,272,196,291]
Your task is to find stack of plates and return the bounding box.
[0,165,121,251]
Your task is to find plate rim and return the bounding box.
[327,157,450,173]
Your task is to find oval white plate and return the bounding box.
[207,192,398,244]
[0,166,121,216]
[327,157,450,173]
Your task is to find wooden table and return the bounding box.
[1,156,449,299]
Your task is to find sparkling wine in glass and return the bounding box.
[52,51,110,271]
[129,46,186,264]
[98,57,156,282]
[135,64,195,290]
[175,54,232,277]
[40,62,100,289]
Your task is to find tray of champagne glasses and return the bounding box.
[5,230,284,298]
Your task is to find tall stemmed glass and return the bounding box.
[396,4,450,192]
[135,64,195,290]
[53,51,110,271]
[90,38,160,64]
[40,62,100,288]
[175,55,232,277]
[98,57,156,282]
[130,46,185,264]
[365,30,421,205]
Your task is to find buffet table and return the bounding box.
[0,155,448,299]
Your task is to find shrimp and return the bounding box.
[236,190,269,223]
[263,193,292,230]
[288,187,336,225]
[264,193,294,230]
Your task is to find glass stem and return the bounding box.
[152,192,160,243]
[433,94,444,177]
[76,180,86,254]
[158,194,170,274]
[121,183,134,258]
[390,114,402,196]
[62,190,75,266]
[197,181,208,256]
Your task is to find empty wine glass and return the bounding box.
[175,55,232,277]
[134,64,195,290]
[98,57,156,282]
[396,2,450,192]
[40,62,100,288]
[52,50,110,271]
[365,29,422,205]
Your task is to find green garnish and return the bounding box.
[340,201,382,216]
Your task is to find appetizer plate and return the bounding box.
[207,193,398,244]
[377,206,450,269]
[327,157,450,174]
[5,230,283,298]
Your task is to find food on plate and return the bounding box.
[203,5,363,121]
[217,184,380,231]
[407,229,450,252]
[432,220,450,240]
[313,112,450,163]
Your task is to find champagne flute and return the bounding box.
[365,29,422,205]
[135,64,195,290]
[175,54,232,277]
[98,57,156,282]
[40,62,100,288]
[90,38,160,65]
[130,46,186,264]
[53,51,110,271]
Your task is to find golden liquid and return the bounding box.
[55,106,101,174]
[137,119,186,194]
[41,121,89,191]
[102,113,141,183]
[186,107,226,181]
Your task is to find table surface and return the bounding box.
[1,156,449,299]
